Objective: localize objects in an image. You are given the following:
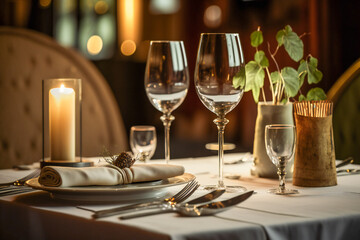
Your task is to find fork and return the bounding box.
[0,169,41,187]
[0,169,41,196]
[0,186,36,197]
[92,180,200,219]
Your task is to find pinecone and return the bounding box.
[112,152,136,169]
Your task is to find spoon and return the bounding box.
[224,152,253,165]
[120,190,254,219]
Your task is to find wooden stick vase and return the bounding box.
[293,101,337,187]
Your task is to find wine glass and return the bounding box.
[130,126,157,163]
[265,124,298,195]
[145,41,189,164]
[194,33,246,192]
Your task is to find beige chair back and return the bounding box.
[0,27,128,169]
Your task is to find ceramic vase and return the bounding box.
[250,102,294,178]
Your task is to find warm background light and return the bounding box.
[39,0,52,8]
[87,35,103,55]
[149,0,180,14]
[94,0,109,14]
[117,0,142,56]
[204,5,222,28]
[121,40,137,56]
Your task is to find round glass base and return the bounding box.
[201,185,247,193]
[268,188,299,195]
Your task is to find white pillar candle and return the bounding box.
[49,84,75,161]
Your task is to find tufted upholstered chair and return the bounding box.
[0,27,128,169]
[327,59,360,164]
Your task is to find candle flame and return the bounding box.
[60,84,65,92]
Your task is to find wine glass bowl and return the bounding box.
[145,41,189,163]
[195,34,244,118]
[130,126,157,163]
[265,124,298,195]
[194,33,246,192]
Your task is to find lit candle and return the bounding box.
[49,84,75,161]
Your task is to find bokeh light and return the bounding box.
[94,0,109,14]
[121,40,137,56]
[39,0,52,8]
[87,35,103,55]
[204,5,222,28]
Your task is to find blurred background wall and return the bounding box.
[1,0,359,158]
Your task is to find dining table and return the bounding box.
[1,153,360,240]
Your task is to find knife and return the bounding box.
[120,190,254,219]
[92,189,225,219]
[337,168,360,174]
[335,157,354,169]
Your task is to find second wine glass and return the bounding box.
[194,33,246,192]
[145,41,189,164]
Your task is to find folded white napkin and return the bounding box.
[39,164,185,187]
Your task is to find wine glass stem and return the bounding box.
[160,114,175,164]
[214,117,229,189]
[277,157,287,191]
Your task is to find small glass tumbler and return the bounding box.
[265,124,298,195]
[130,126,157,163]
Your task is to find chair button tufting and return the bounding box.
[15,151,22,160]
[30,56,37,67]
[7,44,14,54]
[2,140,9,151]
[24,76,31,88]
[30,138,37,150]
[45,55,52,67]
[24,103,31,115]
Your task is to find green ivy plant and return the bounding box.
[233,25,326,104]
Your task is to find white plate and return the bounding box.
[26,173,195,202]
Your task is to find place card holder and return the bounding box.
[293,100,337,187]
[42,78,91,168]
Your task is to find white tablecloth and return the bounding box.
[1,153,360,240]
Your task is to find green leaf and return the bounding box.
[307,56,323,84]
[282,25,304,62]
[299,94,306,102]
[281,98,288,104]
[276,30,285,46]
[270,71,281,84]
[244,61,265,103]
[306,87,327,101]
[254,50,269,67]
[284,25,293,34]
[309,56,318,66]
[297,59,307,87]
[281,67,300,97]
[250,30,263,47]
[232,66,246,89]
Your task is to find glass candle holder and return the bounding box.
[42,79,89,167]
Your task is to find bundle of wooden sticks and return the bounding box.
[294,100,333,117]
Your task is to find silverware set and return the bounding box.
[91,180,253,219]
[0,169,40,197]
[120,190,254,219]
[93,180,201,218]
[336,157,358,175]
